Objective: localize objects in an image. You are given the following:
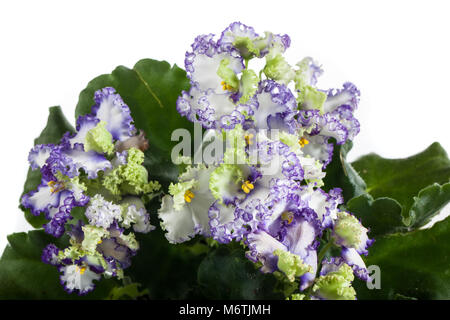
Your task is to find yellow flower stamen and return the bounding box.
[184,190,195,203]
[244,133,254,145]
[241,180,254,194]
[76,266,87,275]
[221,81,234,92]
[281,211,294,224]
[47,181,65,193]
[299,137,309,148]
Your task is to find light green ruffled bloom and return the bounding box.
[294,59,327,113]
[168,179,198,211]
[239,69,259,104]
[103,148,161,196]
[279,131,302,156]
[59,246,84,261]
[294,58,312,90]
[274,249,312,282]
[84,121,115,155]
[217,58,239,91]
[333,211,364,248]
[263,50,295,85]
[81,225,108,254]
[312,263,356,300]
[209,164,243,204]
[223,125,247,165]
[297,85,327,114]
[118,232,139,251]
[232,36,261,60]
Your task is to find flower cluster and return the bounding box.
[160,22,371,300]
[22,87,160,295]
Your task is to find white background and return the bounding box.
[1,0,449,252]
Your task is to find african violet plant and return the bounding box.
[1,22,449,300]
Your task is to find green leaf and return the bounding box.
[352,142,450,218]
[409,182,450,229]
[19,106,75,228]
[323,140,366,201]
[346,194,407,238]
[354,216,450,300]
[197,245,283,299]
[106,282,149,300]
[75,59,194,190]
[0,230,118,299]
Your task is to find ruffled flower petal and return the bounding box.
[21,182,61,216]
[62,115,99,148]
[28,144,55,170]
[323,82,360,114]
[42,244,60,266]
[160,164,217,242]
[253,80,297,132]
[59,264,101,295]
[246,230,287,273]
[158,195,197,243]
[91,87,135,141]
[120,196,155,233]
[332,211,373,255]
[185,34,244,93]
[85,194,122,229]
[341,247,370,281]
[62,144,111,179]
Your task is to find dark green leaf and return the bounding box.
[409,182,450,229]
[352,142,450,217]
[19,106,75,228]
[75,59,194,190]
[197,245,283,300]
[0,230,118,299]
[323,141,366,201]
[354,216,450,300]
[346,194,407,238]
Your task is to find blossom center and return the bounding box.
[281,211,294,224]
[244,133,254,145]
[47,180,65,194]
[299,137,309,148]
[184,190,195,203]
[76,266,87,275]
[221,81,235,92]
[241,180,254,194]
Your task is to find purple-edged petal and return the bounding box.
[323,82,360,114]
[301,188,343,228]
[185,34,244,93]
[299,250,318,291]
[208,201,237,243]
[28,144,55,170]
[97,237,133,269]
[177,84,250,130]
[91,87,135,141]
[301,135,334,168]
[253,80,297,131]
[246,230,287,273]
[341,247,370,281]
[59,264,101,295]
[21,182,61,216]
[62,115,100,148]
[42,244,60,266]
[62,144,111,179]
